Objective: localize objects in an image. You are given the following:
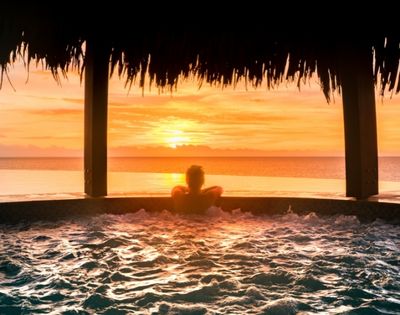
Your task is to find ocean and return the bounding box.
[1,157,400,201]
[1,159,400,314]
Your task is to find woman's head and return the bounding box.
[186,165,205,192]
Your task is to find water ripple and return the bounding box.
[0,208,399,314]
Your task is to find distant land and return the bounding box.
[0,144,347,157]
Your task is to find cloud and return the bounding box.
[18,135,80,140]
[0,143,342,157]
[0,144,82,157]
[26,108,83,116]
[108,144,342,157]
[62,98,84,105]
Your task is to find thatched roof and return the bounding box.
[1,6,399,101]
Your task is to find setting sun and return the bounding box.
[152,118,196,149]
[166,134,191,148]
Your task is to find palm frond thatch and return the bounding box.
[1,8,399,101]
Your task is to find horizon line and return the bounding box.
[2,155,400,158]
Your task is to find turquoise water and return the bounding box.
[1,209,399,314]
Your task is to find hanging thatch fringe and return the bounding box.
[0,8,399,101]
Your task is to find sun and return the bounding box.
[151,118,195,149]
[147,117,208,149]
[165,131,191,148]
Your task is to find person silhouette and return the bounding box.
[171,165,223,213]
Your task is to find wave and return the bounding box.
[0,208,399,314]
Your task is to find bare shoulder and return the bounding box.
[171,185,188,197]
[201,186,223,198]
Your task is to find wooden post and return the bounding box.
[340,43,378,199]
[84,39,109,197]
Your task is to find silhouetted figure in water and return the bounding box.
[171,165,223,213]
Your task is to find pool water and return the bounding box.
[0,209,399,314]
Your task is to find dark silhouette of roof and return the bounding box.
[1,5,399,100]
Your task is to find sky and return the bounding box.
[1,58,400,157]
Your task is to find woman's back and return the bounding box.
[171,165,223,213]
[173,191,218,214]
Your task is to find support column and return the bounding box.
[84,39,109,197]
[340,43,378,199]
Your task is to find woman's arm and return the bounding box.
[171,185,188,197]
[201,186,223,197]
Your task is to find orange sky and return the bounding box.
[1,58,400,157]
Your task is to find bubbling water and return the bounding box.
[0,208,399,314]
